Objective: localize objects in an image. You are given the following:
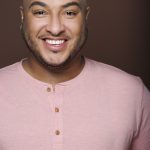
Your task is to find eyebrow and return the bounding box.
[29,1,82,10]
[62,2,82,10]
[29,1,47,9]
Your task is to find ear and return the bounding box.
[20,6,24,23]
[85,6,90,20]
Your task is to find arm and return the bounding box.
[131,85,150,150]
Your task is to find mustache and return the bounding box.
[38,33,71,41]
[38,31,70,39]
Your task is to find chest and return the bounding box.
[0,86,136,150]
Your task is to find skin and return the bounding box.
[20,0,90,84]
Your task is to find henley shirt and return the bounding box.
[0,58,150,150]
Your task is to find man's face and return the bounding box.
[21,0,89,68]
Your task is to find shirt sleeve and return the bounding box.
[131,84,150,150]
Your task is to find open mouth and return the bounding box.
[41,38,68,52]
[45,39,66,45]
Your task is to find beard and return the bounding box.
[21,23,88,71]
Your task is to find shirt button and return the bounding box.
[47,87,51,92]
[55,130,60,135]
[55,107,59,112]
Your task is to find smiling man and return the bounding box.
[20,0,89,84]
[0,0,150,150]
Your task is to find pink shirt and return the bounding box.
[0,58,150,150]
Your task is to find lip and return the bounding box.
[42,38,68,52]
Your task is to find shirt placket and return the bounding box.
[46,85,64,150]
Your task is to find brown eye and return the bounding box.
[65,10,78,18]
[66,11,76,16]
[32,10,47,16]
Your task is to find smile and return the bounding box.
[45,39,65,45]
[43,38,68,52]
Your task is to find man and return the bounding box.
[0,0,149,149]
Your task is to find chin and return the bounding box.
[46,60,67,67]
[36,54,74,71]
[40,48,81,69]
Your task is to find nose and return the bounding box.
[45,15,65,36]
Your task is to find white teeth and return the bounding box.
[46,40,65,45]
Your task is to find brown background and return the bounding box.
[0,0,149,89]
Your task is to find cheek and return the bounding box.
[24,17,47,34]
[64,18,84,36]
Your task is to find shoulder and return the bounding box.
[85,58,145,96]
[0,62,20,78]
[85,58,142,84]
[0,61,22,89]
[85,58,150,123]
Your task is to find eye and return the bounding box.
[66,11,76,16]
[65,10,78,18]
[32,10,48,17]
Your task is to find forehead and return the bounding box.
[22,0,86,7]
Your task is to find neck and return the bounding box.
[22,54,85,84]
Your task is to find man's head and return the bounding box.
[20,0,90,69]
